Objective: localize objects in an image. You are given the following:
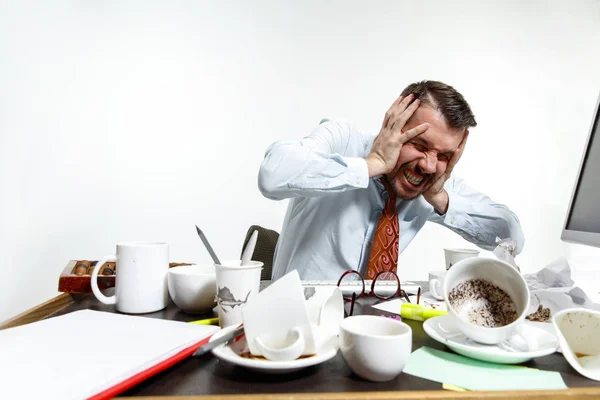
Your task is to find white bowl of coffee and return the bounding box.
[443,257,530,346]
[168,264,217,314]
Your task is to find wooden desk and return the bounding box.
[2,290,600,400]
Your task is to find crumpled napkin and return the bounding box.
[493,237,520,272]
[523,257,600,319]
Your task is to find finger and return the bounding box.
[382,96,405,129]
[398,122,429,144]
[386,93,415,128]
[446,131,469,172]
[391,97,421,132]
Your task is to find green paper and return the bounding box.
[403,347,567,391]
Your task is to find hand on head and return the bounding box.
[365,94,430,178]
[421,130,469,213]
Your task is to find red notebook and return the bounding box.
[0,310,220,399]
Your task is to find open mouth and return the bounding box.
[403,169,424,187]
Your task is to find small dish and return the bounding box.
[423,315,558,364]
[210,324,338,374]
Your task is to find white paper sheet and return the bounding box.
[0,310,219,399]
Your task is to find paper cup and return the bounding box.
[215,260,263,328]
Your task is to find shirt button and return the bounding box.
[324,180,330,187]
[451,217,456,224]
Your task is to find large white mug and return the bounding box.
[90,242,170,314]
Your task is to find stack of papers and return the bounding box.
[0,310,219,399]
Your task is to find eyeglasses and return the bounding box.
[336,270,421,316]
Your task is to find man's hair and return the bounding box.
[400,80,477,129]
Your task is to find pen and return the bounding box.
[192,324,245,357]
[189,317,219,326]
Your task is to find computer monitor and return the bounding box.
[561,91,600,248]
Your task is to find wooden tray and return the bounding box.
[57,260,193,293]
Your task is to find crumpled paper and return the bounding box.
[524,257,600,319]
[493,237,520,272]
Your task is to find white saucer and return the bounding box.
[210,325,339,374]
[423,315,559,364]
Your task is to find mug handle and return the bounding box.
[429,278,444,300]
[254,327,305,361]
[90,256,117,305]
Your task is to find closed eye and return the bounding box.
[410,142,428,152]
[411,141,452,162]
[439,153,452,162]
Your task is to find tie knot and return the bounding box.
[379,178,395,198]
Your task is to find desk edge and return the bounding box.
[120,387,600,399]
[0,292,79,330]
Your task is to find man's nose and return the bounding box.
[418,152,437,174]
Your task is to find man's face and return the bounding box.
[386,105,465,200]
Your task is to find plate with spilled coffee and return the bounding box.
[209,324,338,373]
[424,315,559,364]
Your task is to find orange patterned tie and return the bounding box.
[366,178,399,280]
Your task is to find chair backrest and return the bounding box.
[240,225,279,281]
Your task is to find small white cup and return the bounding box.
[242,270,316,361]
[340,315,412,382]
[167,264,217,314]
[428,270,446,300]
[443,257,534,348]
[444,248,479,270]
[215,259,263,328]
[91,242,169,314]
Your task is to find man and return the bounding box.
[258,80,524,281]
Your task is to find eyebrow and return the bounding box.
[412,137,455,155]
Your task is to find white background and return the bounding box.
[1,1,600,322]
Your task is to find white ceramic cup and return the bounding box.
[443,257,534,348]
[242,270,316,361]
[340,315,412,382]
[167,264,217,314]
[428,270,447,300]
[91,242,169,314]
[215,259,262,328]
[444,248,479,270]
[553,308,600,382]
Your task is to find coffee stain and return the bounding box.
[239,351,315,360]
[575,352,591,358]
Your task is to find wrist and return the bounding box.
[426,189,449,215]
[364,154,387,178]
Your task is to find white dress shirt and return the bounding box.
[258,119,525,281]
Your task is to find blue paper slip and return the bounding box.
[403,347,567,391]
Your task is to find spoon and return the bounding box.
[241,230,258,266]
[195,225,221,265]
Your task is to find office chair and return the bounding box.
[240,225,279,280]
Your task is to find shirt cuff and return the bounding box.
[342,156,369,188]
[442,191,470,229]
